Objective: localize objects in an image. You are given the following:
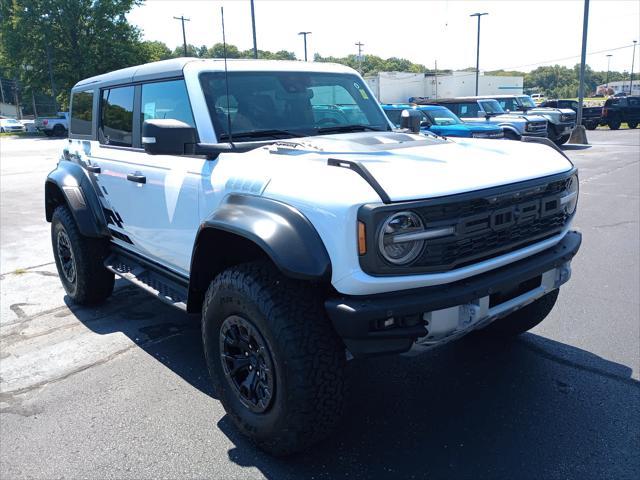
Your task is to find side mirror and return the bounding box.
[142,119,197,155]
[400,109,422,133]
[420,119,432,127]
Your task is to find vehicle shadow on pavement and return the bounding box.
[68,285,639,479]
[220,334,639,480]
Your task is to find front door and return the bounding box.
[89,80,203,275]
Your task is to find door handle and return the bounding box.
[86,165,101,174]
[127,172,146,184]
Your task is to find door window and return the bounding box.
[140,80,195,133]
[458,103,480,116]
[100,86,134,146]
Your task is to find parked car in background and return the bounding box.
[418,97,548,141]
[0,118,26,133]
[601,96,640,129]
[531,93,546,104]
[484,95,576,145]
[19,118,37,133]
[538,99,602,130]
[382,104,504,138]
[35,112,69,137]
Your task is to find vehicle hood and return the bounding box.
[268,132,572,202]
[527,107,576,117]
[464,123,502,133]
[425,124,472,137]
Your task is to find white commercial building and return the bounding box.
[365,71,524,104]
[595,80,640,96]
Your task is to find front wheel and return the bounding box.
[51,205,114,304]
[554,133,571,145]
[628,121,638,129]
[202,261,346,456]
[479,289,559,337]
[44,130,53,137]
[585,121,598,130]
[504,130,520,141]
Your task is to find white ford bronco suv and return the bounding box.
[45,58,581,455]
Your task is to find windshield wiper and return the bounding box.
[220,129,300,140]
[316,124,388,134]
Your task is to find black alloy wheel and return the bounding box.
[56,229,77,284]
[219,315,275,413]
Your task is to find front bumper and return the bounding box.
[325,231,581,357]
[521,130,547,138]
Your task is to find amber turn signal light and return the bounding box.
[358,221,367,255]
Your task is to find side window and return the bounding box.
[627,97,638,106]
[140,80,195,134]
[498,99,516,111]
[445,104,459,115]
[459,103,479,117]
[70,91,93,136]
[100,86,134,147]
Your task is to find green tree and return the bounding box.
[140,40,172,62]
[1,0,146,110]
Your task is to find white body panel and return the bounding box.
[67,59,575,297]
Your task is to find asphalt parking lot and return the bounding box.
[1,131,639,479]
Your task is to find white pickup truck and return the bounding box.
[36,112,69,136]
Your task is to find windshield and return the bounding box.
[423,108,462,125]
[200,71,391,141]
[518,96,537,108]
[478,100,505,114]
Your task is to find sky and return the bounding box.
[127,0,640,73]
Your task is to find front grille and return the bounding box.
[527,121,547,132]
[358,172,575,276]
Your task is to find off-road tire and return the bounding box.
[51,205,114,304]
[628,121,638,129]
[504,130,520,141]
[608,120,621,130]
[202,261,346,456]
[554,133,571,145]
[585,121,598,131]
[479,289,559,337]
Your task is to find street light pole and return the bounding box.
[173,16,190,56]
[470,12,488,96]
[606,54,613,90]
[298,32,311,61]
[569,0,590,145]
[630,40,637,95]
[355,41,364,73]
[250,0,258,59]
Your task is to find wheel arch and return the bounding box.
[187,194,332,312]
[45,160,109,238]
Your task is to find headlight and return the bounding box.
[561,174,579,215]
[560,113,574,122]
[378,211,425,265]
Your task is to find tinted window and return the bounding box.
[497,98,517,111]
[628,97,639,106]
[101,86,134,147]
[70,91,93,136]
[141,80,195,131]
[458,102,480,117]
[200,71,390,140]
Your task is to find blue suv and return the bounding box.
[382,104,504,138]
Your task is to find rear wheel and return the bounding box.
[608,119,621,130]
[51,205,114,304]
[585,121,598,130]
[53,124,66,137]
[628,121,638,129]
[202,261,346,456]
[44,130,53,137]
[480,289,559,337]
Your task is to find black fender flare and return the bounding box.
[188,194,332,311]
[45,160,109,238]
[498,124,521,138]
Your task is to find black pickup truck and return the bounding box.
[601,96,640,130]
[539,99,602,130]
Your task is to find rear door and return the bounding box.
[626,97,640,123]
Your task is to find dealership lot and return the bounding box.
[0,131,638,478]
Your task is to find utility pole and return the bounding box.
[173,16,190,56]
[250,0,258,59]
[355,41,364,73]
[630,40,637,95]
[570,0,590,145]
[606,54,613,90]
[470,12,488,96]
[434,60,438,99]
[0,78,5,104]
[298,32,311,61]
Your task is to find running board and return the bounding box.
[105,253,188,311]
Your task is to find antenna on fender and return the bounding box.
[221,6,233,147]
